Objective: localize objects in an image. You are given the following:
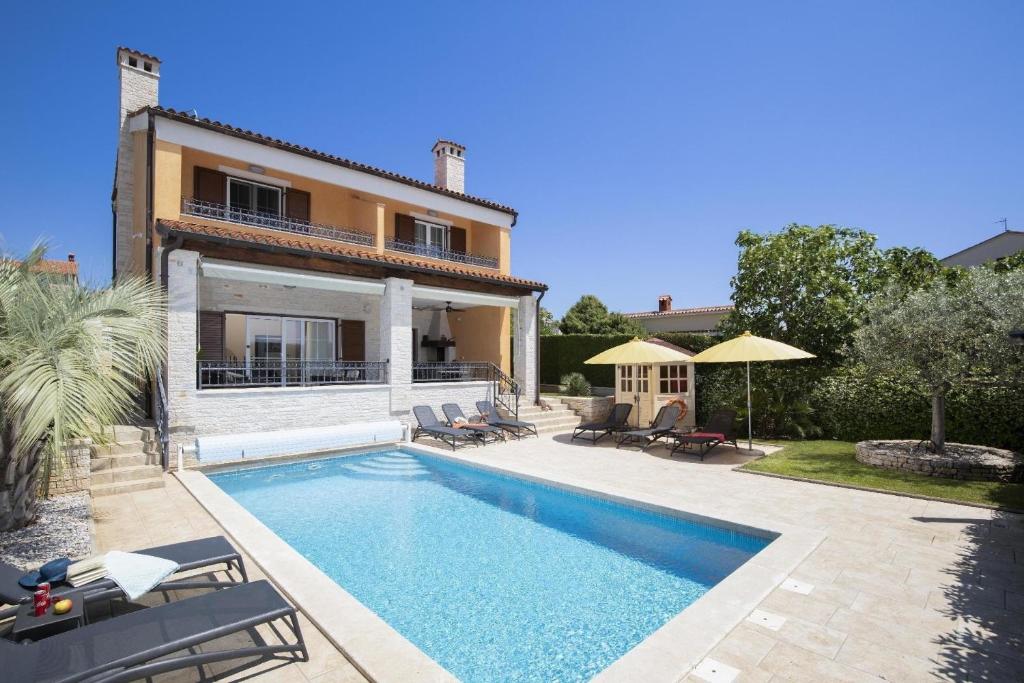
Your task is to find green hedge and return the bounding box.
[811,366,1024,451]
[540,332,723,396]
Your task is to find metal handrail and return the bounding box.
[155,370,170,469]
[181,198,375,247]
[197,360,388,389]
[412,361,520,418]
[385,238,499,270]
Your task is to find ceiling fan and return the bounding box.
[412,301,455,312]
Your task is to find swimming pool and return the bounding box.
[209,449,772,681]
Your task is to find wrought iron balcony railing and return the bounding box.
[182,198,375,248]
[412,361,493,383]
[385,238,499,270]
[198,360,388,389]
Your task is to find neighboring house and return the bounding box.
[111,47,545,463]
[6,254,79,284]
[941,230,1024,267]
[624,296,731,335]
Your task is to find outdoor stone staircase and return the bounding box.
[89,424,165,497]
[504,398,582,435]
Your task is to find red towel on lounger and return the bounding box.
[688,432,726,441]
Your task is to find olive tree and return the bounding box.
[854,268,1024,452]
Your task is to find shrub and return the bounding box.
[811,365,1024,451]
[560,372,592,397]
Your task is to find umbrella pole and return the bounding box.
[746,360,752,451]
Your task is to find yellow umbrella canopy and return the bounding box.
[689,331,815,450]
[584,338,694,365]
[688,331,815,364]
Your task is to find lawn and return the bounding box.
[741,440,1024,510]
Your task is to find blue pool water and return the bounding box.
[209,449,771,682]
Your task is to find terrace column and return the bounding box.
[514,294,538,405]
[165,249,200,457]
[380,277,414,417]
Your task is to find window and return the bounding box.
[224,314,335,365]
[414,219,448,249]
[619,365,633,392]
[638,365,649,393]
[228,178,282,216]
[659,364,688,394]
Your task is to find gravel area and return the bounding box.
[0,492,93,570]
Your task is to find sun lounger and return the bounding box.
[412,405,480,451]
[572,403,633,444]
[0,535,248,618]
[616,403,683,451]
[669,409,739,460]
[442,403,504,443]
[0,580,307,683]
[476,401,538,439]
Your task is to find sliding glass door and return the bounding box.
[244,316,335,385]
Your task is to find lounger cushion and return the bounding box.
[687,432,726,441]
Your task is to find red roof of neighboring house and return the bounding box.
[647,337,696,356]
[625,304,733,318]
[156,219,546,291]
[4,257,78,277]
[135,107,517,218]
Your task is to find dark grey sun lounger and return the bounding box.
[442,403,504,443]
[670,408,739,460]
[0,535,247,618]
[476,401,537,439]
[616,403,683,451]
[572,403,633,444]
[0,580,307,683]
[412,405,480,451]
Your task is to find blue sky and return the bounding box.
[1,2,1021,316]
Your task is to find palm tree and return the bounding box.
[0,247,165,530]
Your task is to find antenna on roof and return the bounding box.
[996,217,1009,232]
[185,108,199,119]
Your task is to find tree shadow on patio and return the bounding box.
[920,509,1024,680]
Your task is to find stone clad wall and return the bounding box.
[47,439,92,496]
[559,396,614,423]
[855,440,1024,482]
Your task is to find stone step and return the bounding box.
[535,417,584,434]
[91,454,154,471]
[513,405,574,417]
[523,412,582,426]
[90,476,165,497]
[90,441,146,458]
[90,464,164,485]
[99,425,148,442]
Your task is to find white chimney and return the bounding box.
[432,140,465,194]
[114,47,160,278]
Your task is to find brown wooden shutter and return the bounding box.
[194,167,227,204]
[339,320,366,361]
[395,213,415,243]
[449,226,467,254]
[285,189,311,221]
[198,311,225,360]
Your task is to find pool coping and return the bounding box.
[176,442,824,682]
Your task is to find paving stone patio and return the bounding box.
[91,434,1024,682]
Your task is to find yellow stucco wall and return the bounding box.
[447,306,511,373]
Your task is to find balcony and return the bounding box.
[182,198,375,248]
[385,238,499,270]
[198,360,388,389]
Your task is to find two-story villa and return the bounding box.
[112,47,545,464]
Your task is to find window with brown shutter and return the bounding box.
[285,189,311,221]
[198,311,225,360]
[395,213,415,243]
[449,226,467,254]
[194,167,227,204]
[339,320,366,361]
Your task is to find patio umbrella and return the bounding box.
[584,338,694,426]
[687,331,815,450]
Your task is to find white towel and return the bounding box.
[104,551,180,600]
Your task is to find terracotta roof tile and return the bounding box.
[625,304,733,318]
[5,258,79,276]
[136,107,516,217]
[157,219,545,291]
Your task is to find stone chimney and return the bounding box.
[67,253,76,264]
[432,140,465,194]
[114,47,160,278]
[658,295,673,312]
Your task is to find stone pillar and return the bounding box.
[380,277,413,417]
[166,250,199,456]
[514,294,538,405]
